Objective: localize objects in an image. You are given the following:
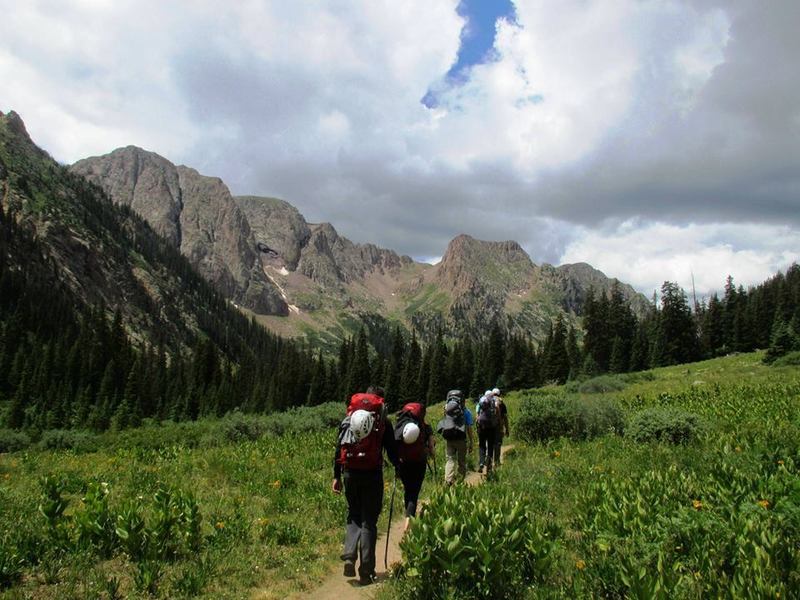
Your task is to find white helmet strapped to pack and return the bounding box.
[492,388,500,396]
[402,422,421,444]
[350,409,375,441]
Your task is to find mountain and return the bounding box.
[71,147,288,316]
[69,147,649,347]
[0,110,337,428]
[0,110,282,357]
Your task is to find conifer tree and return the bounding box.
[657,281,700,366]
[399,331,422,405]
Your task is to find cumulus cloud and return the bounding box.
[560,220,800,297]
[1,0,798,293]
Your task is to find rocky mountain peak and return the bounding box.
[436,234,535,295]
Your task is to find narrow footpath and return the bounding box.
[282,445,514,600]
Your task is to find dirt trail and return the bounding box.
[281,445,514,600]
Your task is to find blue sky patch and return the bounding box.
[422,0,517,108]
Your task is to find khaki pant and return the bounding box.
[444,438,467,485]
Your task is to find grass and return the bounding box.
[2,352,798,598]
[383,351,800,598]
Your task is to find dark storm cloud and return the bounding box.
[532,1,800,228]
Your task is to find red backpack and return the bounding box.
[339,392,386,470]
[395,402,428,464]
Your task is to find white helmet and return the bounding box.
[485,390,493,397]
[492,388,500,396]
[402,422,420,444]
[350,409,375,441]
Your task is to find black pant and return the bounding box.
[342,469,384,578]
[478,424,497,472]
[398,461,426,517]
[494,431,503,465]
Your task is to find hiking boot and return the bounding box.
[359,572,377,586]
[343,560,356,577]
[478,464,484,473]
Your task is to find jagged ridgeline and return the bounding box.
[0,111,328,430]
[70,144,651,348]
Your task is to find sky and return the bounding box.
[1,0,799,299]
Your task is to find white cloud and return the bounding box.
[560,220,800,297]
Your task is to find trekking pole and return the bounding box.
[385,471,397,570]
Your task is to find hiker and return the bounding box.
[492,387,510,466]
[332,386,399,585]
[394,402,434,531]
[476,389,500,474]
[436,389,474,485]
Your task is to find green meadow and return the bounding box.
[2,352,799,599]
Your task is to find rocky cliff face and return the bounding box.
[71,149,288,315]
[0,111,261,350]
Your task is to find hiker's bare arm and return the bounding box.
[332,478,342,494]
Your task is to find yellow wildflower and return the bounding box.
[777,460,784,466]
[735,446,742,453]
[215,521,225,530]
[552,450,561,458]
[692,500,703,510]
[575,560,586,571]
[758,499,770,509]
[272,480,281,489]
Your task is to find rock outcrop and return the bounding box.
[71,149,288,315]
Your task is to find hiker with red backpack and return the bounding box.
[332,386,399,586]
[394,402,434,531]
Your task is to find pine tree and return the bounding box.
[657,281,700,366]
[399,332,422,405]
[543,317,570,384]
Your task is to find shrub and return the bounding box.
[577,375,627,394]
[514,395,625,443]
[223,412,264,442]
[0,429,31,453]
[0,541,24,590]
[626,407,703,444]
[37,429,98,453]
[770,351,800,367]
[398,485,558,599]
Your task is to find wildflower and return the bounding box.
[777,460,784,466]
[272,480,281,489]
[758,499,770,509]
[694,571,702,580]
[692,500,703,510]
[735,446,742,453]
[575,560,586,570]
[215,521,225,530]
[552,451,561,458]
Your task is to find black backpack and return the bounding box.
[477,395,499,428]
[437,390,467,441]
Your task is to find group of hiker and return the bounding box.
[331,385,509,585]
